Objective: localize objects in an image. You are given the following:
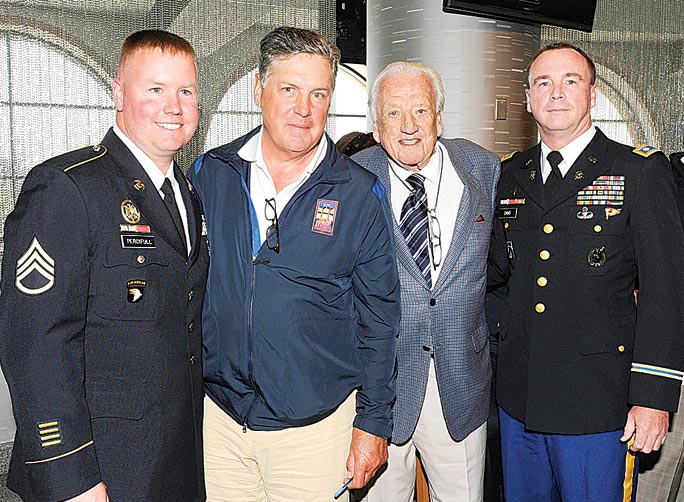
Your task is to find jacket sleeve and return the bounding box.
[0,165,101,500]
[628,152,684,412]
[351,182,401,439]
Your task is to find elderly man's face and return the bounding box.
[373,72,443,172]
[255,53,332,162]
[113,47,198,173]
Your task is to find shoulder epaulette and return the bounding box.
[63,144,108,173]
[500,151,518,162]
[632,144,661,158]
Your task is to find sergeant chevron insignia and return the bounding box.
[15,237,55,295]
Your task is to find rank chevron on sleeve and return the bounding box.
[15,236,55,295]
[631,362,684,382]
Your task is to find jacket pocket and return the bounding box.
[93,248,169,321]
[578,314,635,355]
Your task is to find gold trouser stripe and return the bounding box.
[623,436,636,502]
[25,440,94,464]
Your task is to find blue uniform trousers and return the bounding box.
[499,407,638,502]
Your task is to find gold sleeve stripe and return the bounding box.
[41,440,61,447]
[37,421,59,429]
[25,440,94,464]
[40,434,61,441]
[63,145,108,173]
[39,427,59,434]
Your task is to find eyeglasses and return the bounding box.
[265,198,280,253]
[427,208,442,268]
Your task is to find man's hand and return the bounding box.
[65,482,109,502]
[345,428,388,489]
[621,405,669,453]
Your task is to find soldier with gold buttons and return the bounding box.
[0,31,208,501]
[488,43,684,502]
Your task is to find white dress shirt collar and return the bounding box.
[541,126,596,181]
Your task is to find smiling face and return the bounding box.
[254,53,332,164]
[113,47,198,173]
[373,72,443,172]
[526,47,596,150]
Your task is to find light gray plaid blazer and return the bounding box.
[353,139,500,443]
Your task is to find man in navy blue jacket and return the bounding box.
[190,27,400,501]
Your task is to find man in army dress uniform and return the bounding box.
[0,30,208,501]
[488,42,684,502]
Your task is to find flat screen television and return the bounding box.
[442,0,598,32]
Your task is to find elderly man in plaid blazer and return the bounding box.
[353,61,500,502]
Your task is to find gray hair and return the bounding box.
[258,26,341,89]
[369,62,446,123]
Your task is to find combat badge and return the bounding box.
[587,247,607,267]
[577,207,594,220]
[121,199,141,224]
[312,199,338,236]
[15,237,55,295]
[127,279,146,303]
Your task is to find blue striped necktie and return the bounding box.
[400,173,431,287]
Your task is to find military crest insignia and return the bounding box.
[121,199,141,224]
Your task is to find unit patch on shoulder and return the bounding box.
[632,144,661,158]
[37,420,62,448]
[15,237,55,295]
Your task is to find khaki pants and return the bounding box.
[204,394,355,502]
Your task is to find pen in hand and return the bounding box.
[334,478,353,499]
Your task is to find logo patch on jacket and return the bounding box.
[15,237,55,295]
[576,175,625,206]
[312,199,338,236]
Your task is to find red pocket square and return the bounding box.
[475,215,485,222]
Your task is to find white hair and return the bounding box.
[368,61,446,123]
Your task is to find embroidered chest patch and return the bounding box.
[312,199,338,236]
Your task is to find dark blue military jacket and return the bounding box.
[489,129,684,434]
[0,129,208,501]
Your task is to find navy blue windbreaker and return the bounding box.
[190,128,400,439]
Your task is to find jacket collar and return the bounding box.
[102,128,197,260]
[208,126,352,186]
[511,128,614,210]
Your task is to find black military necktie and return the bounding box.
[400,173,431,288]
[161,178,187,255]
[545,150,564,192]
